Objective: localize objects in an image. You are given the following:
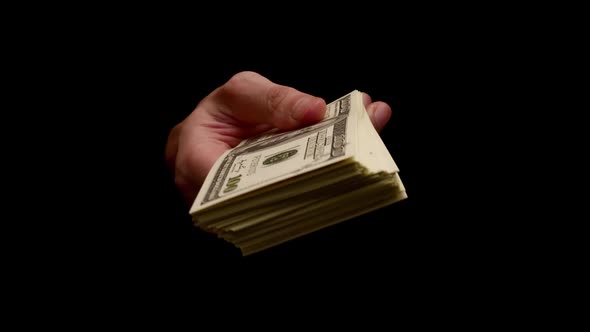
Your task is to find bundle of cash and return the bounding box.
[190,90,407,255]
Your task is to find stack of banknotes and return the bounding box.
[190,90,407,255]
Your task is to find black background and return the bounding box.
[15,6,545,307]
[103,28,501,283]
[6,4,577,325]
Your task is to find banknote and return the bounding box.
[192,92,359,212]
[190,90,406,255]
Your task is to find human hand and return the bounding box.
[165,71,392,205]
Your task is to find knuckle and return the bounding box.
[173,152,196,190]
[266,85,291,113]
[222,71,259,95]
[174,173,188,191]
[165,123,183,169]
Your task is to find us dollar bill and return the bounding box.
[191,91,360,213]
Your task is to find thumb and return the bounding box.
[212,71,326,130]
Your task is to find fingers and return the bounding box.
[366,101,392,133]
[362,92,372,107]
[362,92,391,133]
[212,71,326,130]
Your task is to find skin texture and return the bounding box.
[166,71,392,204]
